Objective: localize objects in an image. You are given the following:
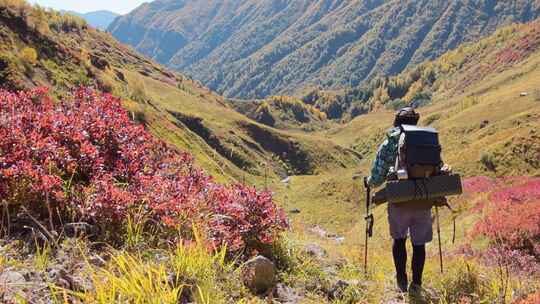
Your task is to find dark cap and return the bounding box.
[394,107,420,127]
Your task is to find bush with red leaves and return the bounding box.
[472,178,540,261]
[0,87,288,253]
[513,291,540,304]
[462,176,497,194]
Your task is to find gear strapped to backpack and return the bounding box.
[372,125,463,205]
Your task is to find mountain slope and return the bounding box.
[298,17,540,121]
[329,20,540,177]
[0,1,360,186]
[231,96,332,131]
[64,10,119,30]
[109,0,540,99]
[276,18,540,233]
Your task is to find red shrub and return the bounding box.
[489,179,540,204]
[208,185,288,252]
[0,88,288,253]
[474,198,540,254]
[472,178,540,259]
[462,176,497,194]
[513,291,540,304]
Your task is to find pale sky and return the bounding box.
[27,0,149,14]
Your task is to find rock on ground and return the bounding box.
[242,255,276,294]
[0,270,27,302]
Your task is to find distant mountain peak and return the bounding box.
[62,9,120,30]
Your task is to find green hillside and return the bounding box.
[109,0,540,99]
[279,18,540,232]
[230,95,333,131]
[0,0,360,185]
[302,18,540,121]
[1,1,539,303]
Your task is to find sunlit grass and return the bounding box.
[33,243,51,272]
[66,234,236,304]
[74,253,182,304]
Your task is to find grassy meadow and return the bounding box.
[0,1,539,303]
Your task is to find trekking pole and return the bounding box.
[435,206,444,274]
[363,177,374,275]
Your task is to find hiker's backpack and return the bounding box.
[373,124,461,206]
[395,125,442,179]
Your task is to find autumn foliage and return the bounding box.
[513,291,540,304]
[469,177,540,266]
[462,176,498,194]
[0,88,288,253]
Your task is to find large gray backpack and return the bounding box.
[396,125,443,179]
[373,125,462,205]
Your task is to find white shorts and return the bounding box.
[388,203,433,245]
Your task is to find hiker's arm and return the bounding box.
[368,139,394,188]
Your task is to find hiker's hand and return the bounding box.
[434,197,448,207]
[441,164,453,174]
[364,176,370,188]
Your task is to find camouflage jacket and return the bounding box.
[367,127,401,188]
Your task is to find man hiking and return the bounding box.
[366,107,437,294]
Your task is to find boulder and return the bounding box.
[242,255,276,294]
[0,270,26,301]
[0,270,26,285]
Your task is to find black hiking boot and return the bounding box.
[408,283,427,303]
[396,274,408,292]
[408,283,422,294]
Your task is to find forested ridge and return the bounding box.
[109,0,540,98]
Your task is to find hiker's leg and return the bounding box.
[412,244,426,286]
[388,204,412,291]
[393,238,407,281]
[409,208,433,288]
